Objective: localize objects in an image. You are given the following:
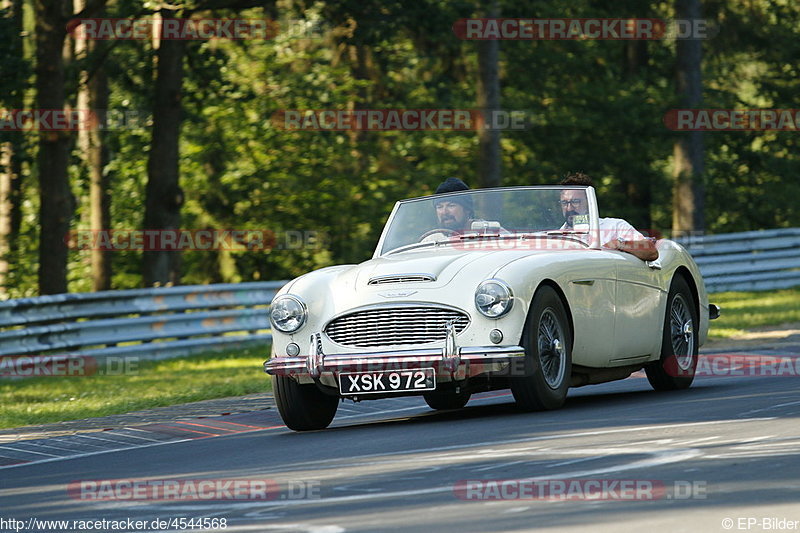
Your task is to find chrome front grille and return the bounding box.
[368,274,436,285]
[325,306,470,347]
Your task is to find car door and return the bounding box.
[559,251,617,368]
[612,253,665,362]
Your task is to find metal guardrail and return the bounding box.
[1,227,797,371]
[677,228,800,293]
[0,281,286,364]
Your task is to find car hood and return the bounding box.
[284,242,585,300]
[285,248,493,297]
[355,248,494,286]
[274,241,589,350]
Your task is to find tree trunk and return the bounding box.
[0,0,24,296]
[672,0,705,235]
[88,67,111,291]
[476,0,501,190]
[0,142,19,297]
[143,11,185,287]
[76,0,111,291]
[623,40,648,78]
[621,33,652,231]
[35,0,73,295]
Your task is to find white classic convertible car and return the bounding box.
[264,186,719,430]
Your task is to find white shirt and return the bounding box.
[561,217,647,245]
[598,217,647,244]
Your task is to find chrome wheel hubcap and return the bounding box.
[670,294,695,371]
[538,308,567,388]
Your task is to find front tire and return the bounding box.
[511,285,572,411]
[272,375,339,431]
[645,275,698,390]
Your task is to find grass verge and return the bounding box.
[708,287,800,338]
[0,347,271,430]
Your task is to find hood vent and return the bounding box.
[368,274,436,285]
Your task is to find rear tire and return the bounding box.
[511,285,572,411]
[645,275,698,391]
[423,389,471,410]
[272,375,339,431]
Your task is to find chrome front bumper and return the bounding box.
[264,344,526,386]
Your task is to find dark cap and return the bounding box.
[434,177,473,214]
[435,177,470,194]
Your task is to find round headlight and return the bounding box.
[270,294,308,333]
[475,279,513,318]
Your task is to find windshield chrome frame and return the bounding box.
[372,185,601,258]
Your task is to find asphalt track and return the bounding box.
[2,343,800,533]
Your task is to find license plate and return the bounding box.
[338,368,436,395]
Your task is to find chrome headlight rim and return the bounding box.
[475,278,514,318]
[269,294,308,333]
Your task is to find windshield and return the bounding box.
[376,186,599,256]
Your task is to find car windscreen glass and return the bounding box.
[378,187,593,255]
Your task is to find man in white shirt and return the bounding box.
[560,173,659,262]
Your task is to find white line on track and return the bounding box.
[137,447,703,512]
[128,417,779,514]
[0,445,61,457]
[251,417,777,475]
[0,402,776,472]
[742,399,800,415]
[0,437,194,470]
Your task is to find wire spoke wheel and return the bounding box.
[645,275,699,391]
[538,309,567,389]
[670,294,695,371]
[511,286,572,411]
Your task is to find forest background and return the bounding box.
[0,0,797,298]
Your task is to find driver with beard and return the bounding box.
[419,177,509,242]
[433,177,475,231]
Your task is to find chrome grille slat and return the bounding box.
[327,317,468,327]
[328,319,460,329]
[367,274,436,285]
[325,306,469,347]
[332,313,459,321]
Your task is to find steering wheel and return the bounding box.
[419,228,459,240]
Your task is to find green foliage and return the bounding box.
[3,0,799,295]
